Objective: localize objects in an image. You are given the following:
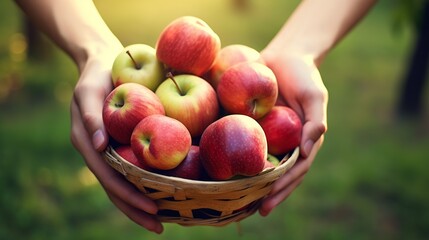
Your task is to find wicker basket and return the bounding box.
[103,146,299,226]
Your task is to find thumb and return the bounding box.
[299,90,328,158]
[301,120,327,158]
[73,69,112,152]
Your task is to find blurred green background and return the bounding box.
[1,0,429,239]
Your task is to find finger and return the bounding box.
[71,101,158,215]
[300,87,328,158]
[257,160,308,217]
[259,138,323,216]
[301,120,327,158]
[108,193,164,234]
[270,155,312,196]
[259,175,305,217]
[272,58,328,157]
[73,66,112,151]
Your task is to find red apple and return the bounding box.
[206,44,263,90]
[102,83,165,144]
[114,145,153,171]
[158,145,206,180]
[257,106,302,156]
[155,74,219,138]
[156,16,221,76]
[217,62,278,120]
[199,114,267,180]
[131,115,192,170]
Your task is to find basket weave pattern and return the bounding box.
[103,146,299,226]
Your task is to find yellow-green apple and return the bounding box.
[156,16,221,76]
[264,154,280,170]
[257,106,302,156]
[158,145,207,180]
[267,154,280,166]
[111,44,165,91]
[217,62,278,120]
[155,73,219,137]
[114,145,153,171]
[131,115,192,170]
[199,114,267,180]
[206,44,264,90]
[102,83,165,144]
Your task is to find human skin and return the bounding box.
[14,0,163,234]
[258,0,377,216]
[14,0,378,232]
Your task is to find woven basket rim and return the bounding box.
[102,146,300,226]
[104,146,299,189]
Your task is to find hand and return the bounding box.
[70,49,164,234]
[258,52,328,216]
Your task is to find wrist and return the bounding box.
[74,37,123,73]
[261,46,319,76]
[261,36,328,69]
[261,0,377,69]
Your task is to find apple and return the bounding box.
[263,160,275,170]
[199,114,267,180]
[267,154,280,166]
[257,106,302,156]
[155,73,219,137]
[156,16,221,76]
[206,44,263,90]
[158,145,207,180]
[103,83,165,144]
[114,145,153,171]
[264,154,280,170]
[216,62,278,120]
[111,44,165,91]
[131,114,192,170]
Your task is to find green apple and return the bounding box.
[111,44,165,91]
[264,154,280,169]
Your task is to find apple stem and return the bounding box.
[167,72,184,96]
[126,50,141,70]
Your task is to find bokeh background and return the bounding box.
[1,0,429,239]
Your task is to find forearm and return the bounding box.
[263,0,377,66]
[15,0,122,71]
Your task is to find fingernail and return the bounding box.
[92,129,105,150]
[304,140,314,157]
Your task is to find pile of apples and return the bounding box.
[103,16,302,181]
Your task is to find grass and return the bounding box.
[1,0,429,239]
